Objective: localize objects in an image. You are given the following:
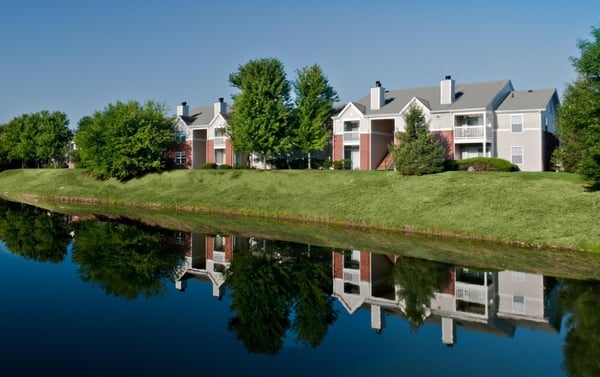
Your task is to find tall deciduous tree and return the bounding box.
[0,110,71,167]
[228,58,293,168]
[292,64,339,169]
[553,25,600,181]
[391,104,445,175]
[74,100,176,180]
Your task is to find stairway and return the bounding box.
[376,152,394,170]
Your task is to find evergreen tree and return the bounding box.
[292,64,339,169]
[553,25,600,181]
[391,104,445,175]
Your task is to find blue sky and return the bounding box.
[1,0,599,127]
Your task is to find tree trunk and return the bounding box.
[307,152,312,169]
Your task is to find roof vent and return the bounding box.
[375,80,381,87]
[445,75,452,80]
[181,101,187,106]
[219,97,224,103]
[527,89,533,93]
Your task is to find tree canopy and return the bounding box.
[292,64,339,169]
[553,25,600,181]
[391,104,446,175]
[0,110,71,167]
[74,100,176,180]
[228,58,293,168]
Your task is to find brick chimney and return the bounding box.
[370,81,384,110]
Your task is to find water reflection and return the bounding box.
[1,200,600,375]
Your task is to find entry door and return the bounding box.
[351,148,360,170]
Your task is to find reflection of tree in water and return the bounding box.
[559,278,600,377]
[224,240,337,355]
[392,256,452,332]
[0,200,70,263]
[71,219,180,300]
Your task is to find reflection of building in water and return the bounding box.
[332,250,560,346]
[174,233,249,299]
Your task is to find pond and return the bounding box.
[0,199,598,377]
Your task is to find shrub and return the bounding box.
[234,164,250,169]
[219,164,232,169]
[322,160,333,170]
[202,162,217,169]
[456,157,519,172]
[333,159,352,170]
[443,159,458,171]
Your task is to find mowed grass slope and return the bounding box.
[0,168,598,250]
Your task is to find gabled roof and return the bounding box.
[496,88,558,112]
[179,105,232,127]
[352,79,513,115]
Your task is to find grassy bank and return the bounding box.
[0,168,599,251]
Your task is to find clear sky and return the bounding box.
[1,0,599,127]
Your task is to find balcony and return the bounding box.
[214,136,226,148]
[343,131,360,143]
[455,282,493,305]
[454,126,492,142]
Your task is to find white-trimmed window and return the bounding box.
[176,129,187,143]
[511,115,523,133]
[511,146,523,165]
[513,295,525,313]
[175,151,186,165]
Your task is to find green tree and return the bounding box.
[228,58,293,168]
[292,64,339,169]
[74,100,176,180]
[0,200,71,263]
[392,256,451,332]
[225,252,293,355]
[558,278,600,376]
[0,111,70,167]
[391,104,445,175]
[71,219,180,299]
[553,25,600,181]
[35,111,72,167]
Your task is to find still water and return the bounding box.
[0,200,597,377]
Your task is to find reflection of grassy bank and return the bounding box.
[6,197,600,281]
[0,168,598,251]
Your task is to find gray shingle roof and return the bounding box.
[496,88,557,112]
[180,105,232,126]
[352,79,513,115]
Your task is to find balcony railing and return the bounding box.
[344,131,360,142]
[214,136,226,148]
[454,126,492,141]
[455,282,492,305]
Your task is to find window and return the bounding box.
[511,115,523,133]
[175,151,186,165]
[513,295,525,313]
[511,146,523,165]
[344,121,359,132]
[214,128,226,137]
[176,129,187,143]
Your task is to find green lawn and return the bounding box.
[1,168,599,251]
